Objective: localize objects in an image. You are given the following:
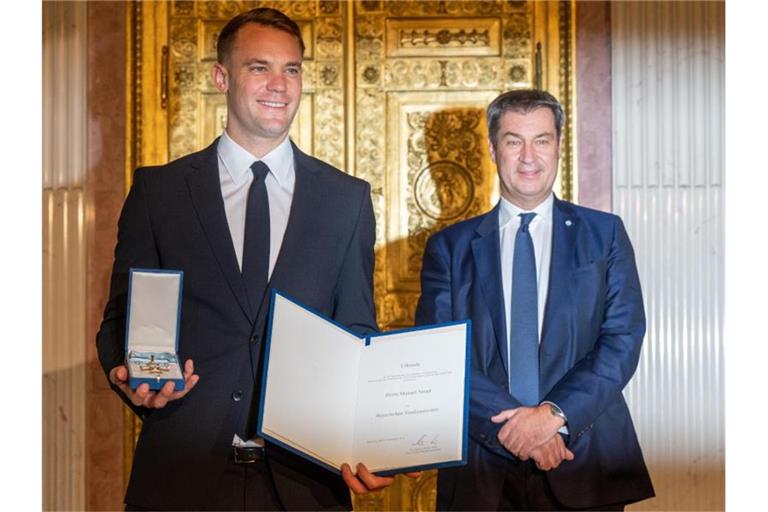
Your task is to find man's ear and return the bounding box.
[212,62,229,93]
[488,137,497,164]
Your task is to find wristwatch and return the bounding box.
[547,402,567,424]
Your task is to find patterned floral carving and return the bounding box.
[173,1,194,16]
[319,64,338,87]
[355,16,385,58]
[503,12,532,58]
[400,28,490,48]
[316,18,344,58]
[411,471,438,511]
[313,90,344,169]
[319,0,339,15]
[360,0,382,12]
[509,63,527,82]
[387,0,502,17]
[361,65,380,84]
[199,1,241,19]
[170,18,197,59]
[384,59,502,89]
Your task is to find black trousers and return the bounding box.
[497,460,624,512]
[125,456,283,511]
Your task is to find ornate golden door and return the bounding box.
[127,1,574,509]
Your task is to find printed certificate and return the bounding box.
[258,290,470,475]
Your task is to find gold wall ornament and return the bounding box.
[127,1,574,509]
[385,17,501,57]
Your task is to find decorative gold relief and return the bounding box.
[503,12,532,58]
[319,63,339,86]
[411,471,438,511]
[315,18,342,58]
[386,18,501,57]
[319,0,340,16]
[172,1,194,16]
[387,0,502,17]
[382,58,505,90]
[413,160,474,221]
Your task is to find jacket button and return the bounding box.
[232,390,243,402]
[251,334,259,344]
[479,433,487,440]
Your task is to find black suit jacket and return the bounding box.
[97,139,377,510]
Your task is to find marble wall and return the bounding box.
[85,2,128,510]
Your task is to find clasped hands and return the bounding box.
[110,359,417,495]
[491,405,574,471]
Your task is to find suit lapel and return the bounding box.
[184,139,254,323]
[471,206,509,373]
[541,197,578,356]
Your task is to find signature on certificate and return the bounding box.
[413,434,440,447]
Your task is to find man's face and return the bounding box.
[489,108,561,210]
[213,23,302,151]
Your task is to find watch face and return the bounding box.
[549,403,565,419]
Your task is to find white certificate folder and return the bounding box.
[258,290,470,475]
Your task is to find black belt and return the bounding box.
[233,445,265,464]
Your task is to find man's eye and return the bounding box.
[250,66,267,72]
[286,67,301,76]
[535,139,550,146]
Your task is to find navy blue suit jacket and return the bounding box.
[416,196,654,510]
[97,139,376,510]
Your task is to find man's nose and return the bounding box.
[266,72,286,92]
[518,142,535,163]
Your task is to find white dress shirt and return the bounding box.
[217,131,295,279]
[218,132,295,448]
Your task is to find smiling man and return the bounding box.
[416,90,654,510]
[97,7,395,511]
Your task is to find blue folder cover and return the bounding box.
[257,289,471,476]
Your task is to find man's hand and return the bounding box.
[340,463,422,495]
[491,405,565,459]
[341,463,393,495]
[109,359,199,409]
[529,434,574,471]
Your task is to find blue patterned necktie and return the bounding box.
[509,212,539,406]
[242,161,271,316]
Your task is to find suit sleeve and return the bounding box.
[543,218,646,440]
[95,168,160,419]
[416,233,522,461]
[331,181,378,334]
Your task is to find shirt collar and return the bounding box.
[217,131,294,186]
[499,192,554,228]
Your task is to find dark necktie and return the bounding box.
[241,161,271,317]
[509,212,539,406]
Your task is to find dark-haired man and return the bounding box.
[416,90,654,510]
[97,7,395,510]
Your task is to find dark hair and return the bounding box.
[216,7,305,64]
[486,89,565,143]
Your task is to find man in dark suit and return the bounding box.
[97,7,397,510]
[416,90,654,510]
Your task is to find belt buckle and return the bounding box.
[233,445,264,464]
